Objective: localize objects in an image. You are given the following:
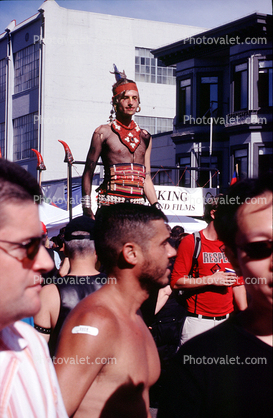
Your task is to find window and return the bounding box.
[198,155,218,188]
[178,156,191,187]
[234,148,248,179]
[134,116,173,135]
[258,61,273,107]
[178,79,191,123]
[152,169,173,186]
[14,43,39,94]
[199,76,218,118]
[0,58,6,101]
[0,122,5,157]
[13,113,38,161]
[258,147,273,177]
[135,48,176,85]
[234,63,248,111]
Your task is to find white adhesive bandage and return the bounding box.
[72,325,99,336]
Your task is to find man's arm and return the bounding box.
[54,305,117,417]
[173,271,237,290]
[33,284,61,342]
[155,285,172,314]
[233,284,247,311]
[143,138,158,205]
[82,127,104,218]
[171,236,237,290]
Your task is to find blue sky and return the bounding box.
[0,0,272,34]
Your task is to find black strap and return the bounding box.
[189,231,201,278]
[175,231,201,310]
[34,324,52,334]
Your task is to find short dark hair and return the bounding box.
[0,159,42,228]
[214,172,273,254]
[94,203,167,274]
[0,157,41,201]
[65,233,96,259]
[170,225,186,249]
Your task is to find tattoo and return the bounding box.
[146,172,151,177]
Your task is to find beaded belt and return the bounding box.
[97,163,146,207]
[108,163,145,195]
[98,194,145,207]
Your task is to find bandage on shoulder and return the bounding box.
[72,325,99,336]
[34,324,52,334]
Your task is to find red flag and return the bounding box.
[230,170,238,186]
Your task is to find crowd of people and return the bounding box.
[1,157,272,417]
[0,73,272,418]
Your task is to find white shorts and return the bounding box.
[179,314,229,347]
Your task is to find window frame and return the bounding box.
[13,112,39,161]
[135,47,176,85]
[14,43,40,94]
[233,62,248,112]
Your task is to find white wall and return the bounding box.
[38,0,204,181]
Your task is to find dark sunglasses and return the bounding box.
[238,240,273,260]
[0,234,46,261]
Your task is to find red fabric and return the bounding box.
[41,222,47,234]
[171,230,244,316]
[113,82,138,96]
[111,120,141,153]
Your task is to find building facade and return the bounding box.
[152,13,272,189]
[0,0,203,191]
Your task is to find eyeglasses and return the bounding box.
[0,235,46,261]
[238,240,273,260]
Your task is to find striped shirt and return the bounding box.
[0,321,68,418]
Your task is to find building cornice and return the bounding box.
[152,13,272,65]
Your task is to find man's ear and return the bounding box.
[224,245,242,276]
[210,209,216,220]
[122,242,139,266]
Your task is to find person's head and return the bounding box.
[94,203,176,290]
[203,195,221,223]
[170,225,187,249]
[51,236,60,248]
[0,159,54,329]
[171,225,184,238]
[51,233,64,249]
[112,78,140,119]
[64,215,96,260]
[214,173,273,311]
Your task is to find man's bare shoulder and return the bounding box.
[60,290,120,341]
[94,123,112,138]
[36,284,60,310]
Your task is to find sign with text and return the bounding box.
[154,186,204,216]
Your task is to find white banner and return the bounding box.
[154,186,204,216]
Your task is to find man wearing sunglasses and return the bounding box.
[157,173,272,418]
[0,158,68,417]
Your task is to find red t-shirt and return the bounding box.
[171,230,244,316]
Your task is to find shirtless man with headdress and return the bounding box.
[82,70,159,218]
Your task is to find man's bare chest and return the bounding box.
[101,129,148,165]
[75,315,160,417]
